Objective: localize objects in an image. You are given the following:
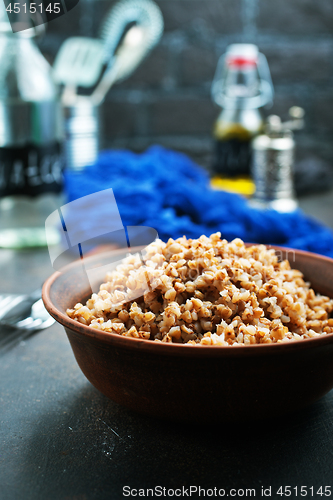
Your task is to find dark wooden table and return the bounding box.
[1,246,333,500]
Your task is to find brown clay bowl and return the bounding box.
[42,245,333,422]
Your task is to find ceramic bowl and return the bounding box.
[42,245,333,422]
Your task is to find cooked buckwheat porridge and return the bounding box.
[66,233,333,345]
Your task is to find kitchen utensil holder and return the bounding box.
[64,100,100,171]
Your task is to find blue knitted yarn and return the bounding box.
[64,145,333,258]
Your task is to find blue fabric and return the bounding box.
[64,145,333,258]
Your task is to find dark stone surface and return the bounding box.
[102,99,144,141]
[155,0,243,34]
[294,157,333,196]
[313,93,333,134]
[116,44,171,90]
[257,0,333,35]
[150,95,217,135]
[180,42,218,87]
[295,134,333,164]
[260,41,333,85]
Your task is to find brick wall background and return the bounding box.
[38,0,333,170]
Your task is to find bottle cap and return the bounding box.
[226,44,259,66]
[212,43,273,109]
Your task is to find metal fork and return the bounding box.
[0,291,55,352]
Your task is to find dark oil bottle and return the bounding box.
[211,44,273,182]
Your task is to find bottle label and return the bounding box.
[213,138,252,177]
[0,142,63,197]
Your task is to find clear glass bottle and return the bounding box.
[0,8,63,248]
[211,44,273,179]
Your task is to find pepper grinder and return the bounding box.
[250,106,304,212]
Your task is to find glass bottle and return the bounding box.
[0,8,63,248]
[211,44,273,180]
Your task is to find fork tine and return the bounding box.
[0,295,15,311]
[0,294,27,321]
[14,317,35,329]
[16,318,43,330]
[0,296,17,320]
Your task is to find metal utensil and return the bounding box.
[0,292,55,352]
[53,37,106,105]
[59,0,164,170]
[91,25,146,106]
[99,0,164,67]
[91,0,164,105]
[1,298,55,331]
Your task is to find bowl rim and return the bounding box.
[42,243,333,357]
